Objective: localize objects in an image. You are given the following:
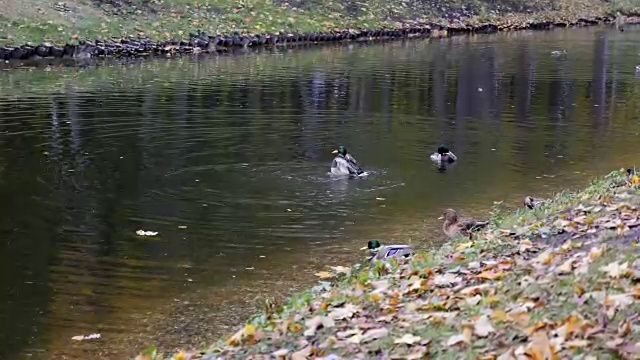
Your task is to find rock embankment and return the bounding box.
[0,17,611,62]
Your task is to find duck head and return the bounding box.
[438,208,458,222]
[360,240,382,251]
[332,145,348,156]
[627,168,636,177]
[437,145,449,155]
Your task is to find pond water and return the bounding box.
[1,26,640,359]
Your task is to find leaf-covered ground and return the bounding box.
[142,168,640,359]
[0,0,637,46]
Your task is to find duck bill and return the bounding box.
[332,149,339,154]
[359,246,369,250]
[437,215,444,220]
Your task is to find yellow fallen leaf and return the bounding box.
[172,351,187,360]
[535,249,554,265]
[574,284,585,297]
[631,174,640,185]
[588,246,603,261]
[520,238,533,246]
[476,270,505,280]
[244,324,256,336]
[556,258,574,274]
[456,241,474,251]
[315,271,334,279]
[491,310,507,321]
[446,325,472,346]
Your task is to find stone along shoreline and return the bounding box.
[0,15,619,63]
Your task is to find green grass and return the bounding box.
[0,0,632,46]
[141,168,640,359]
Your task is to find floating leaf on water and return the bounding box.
[178,225,187,229]
[136,230,158,236]
[376,197,386,201]
[327,265,350,274]
[71,333,101,341]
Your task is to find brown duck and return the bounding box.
[439,208,489,239]
[524,196,544,209]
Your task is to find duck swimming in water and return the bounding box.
[330,145,364,176]
[360,240,415,262]
[430,145,457,164]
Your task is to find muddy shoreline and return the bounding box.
[0,15,626,66]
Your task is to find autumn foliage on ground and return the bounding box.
[140,168,640,360]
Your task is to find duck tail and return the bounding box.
[471,221,489,231]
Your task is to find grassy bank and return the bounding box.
[139,168,640,359]
[0,0,637,47]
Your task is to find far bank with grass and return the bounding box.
[138,168,640,359]
[1,0,639,47]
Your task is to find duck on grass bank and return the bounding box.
[330,145,365,177]
[439,208,488,239]
[524,196,544,209]
[360,240,415,262]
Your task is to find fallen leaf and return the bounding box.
[362,327,389,342]
[315,271,334,279]
[535,249,554,265]
[394,333,421,345]
[456,241,474,251]
[556,258,574,274]
[476,270,505,280]
[304,316,335,336]
[600,261,629,278]
[474,315,495,337]
[446,326,472,346]
[433,273,462,286]
[136,230,158,236]
[465,295,482,306]
[329,303,359,320]
[291,345,313,360]
[588,246,603,261]
[327,265,350,274]
[272,348,289,357]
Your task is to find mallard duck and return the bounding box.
[430,145,457,164]
[330,145,364,176]
[439,209,488,239]
[360,240,414,262]
[524,196,544,209]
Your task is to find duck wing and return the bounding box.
[458,217,489,232]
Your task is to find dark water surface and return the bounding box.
[1,26,640,359]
